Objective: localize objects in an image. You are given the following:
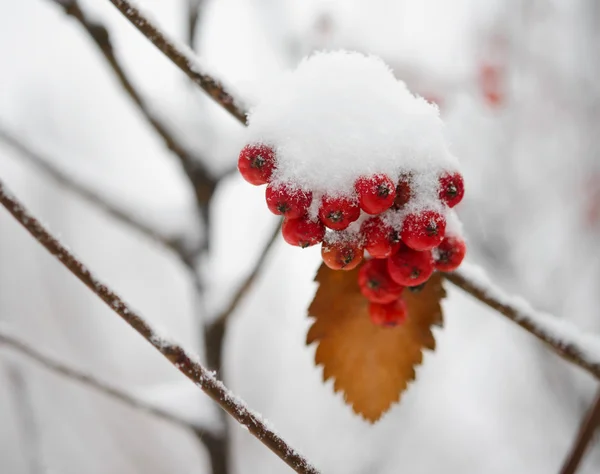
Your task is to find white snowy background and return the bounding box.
[1,0,599,473]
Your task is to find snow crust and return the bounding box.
[246,51,459,206]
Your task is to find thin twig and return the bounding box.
[560,388,600,474]
[214,220,281,327]
[105,0,248,124]
[50,0,217,205]
[445,267,600,380]
[0,126,186,256]
[0,327,213,438]
[0,179,320,474]
[5,365,45,474]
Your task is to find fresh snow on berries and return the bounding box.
[236,50,468,328]
[245,51,459,200]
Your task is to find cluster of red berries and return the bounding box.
[238,143,467,328]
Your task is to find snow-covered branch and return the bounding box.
[445,264,600,380]
[0,125,190,259]
[49,0,217,205]
[104,0,248,124]
[0,179,320,474]
[0,327,212,437]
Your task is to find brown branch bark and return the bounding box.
[0,178,320,474]
[560,388,600,474]
[444,270,600,380]
[0,125,192,258]
[0,327,214,438]
[105,0,248,125]
[50,0,217,206]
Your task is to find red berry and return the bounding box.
[265,183,312,219]
[321,238,364,271]
[282,216,325,248]
[361,217,400,259]
[369,299,408,327]
[237,144,276,185]
[355,174,396,214]
[393,174,412,209]
[358,259,404,303]
[401,210,446,251]
[434,236,467,271]
[318,195,360,231]
[387,246,434,287]
[438,172,464,208]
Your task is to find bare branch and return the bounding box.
[0,179,320,474]
[560,388,600,474]
[0,126,188,256]
[215,220,281,327]
[104,0,248,124]
[50,0,217,205]
[445,265,600,380]
[0,327,213,437]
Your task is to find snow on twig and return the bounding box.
[49,0,217,205]
[105,0,248,124]
[0,179,320,474]
[445,263,600,380]
[0,125,193,259]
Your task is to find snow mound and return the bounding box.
[245,51,459,206]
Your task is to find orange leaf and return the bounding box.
[307,262,445,422]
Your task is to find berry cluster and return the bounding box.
[238,143,466,328]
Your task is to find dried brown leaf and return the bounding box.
[307,262,445,422]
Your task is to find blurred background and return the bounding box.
[0,0,599,473]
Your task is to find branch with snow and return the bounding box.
[105,0,248,124]
[0,179,320,474]
[0,327,213,437]
[0,125,195,260]
[97,0,600,384]
[49,0,217,206]
[445,264,600,380]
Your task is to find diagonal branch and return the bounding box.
[444,265,600,380]
[0,125,189,257]
[559,388,600,474]
[49,0,217,205]
[0,327,214,438]
[0,178,320,474]
[99,0,600,387]
[104,0,248,124]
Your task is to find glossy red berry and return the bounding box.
[282,216,325,248]
[434,236,467,272]
[361,217,401,259]
[318,195,360,231]
[355,174,396,214]
[438,172,464,208]
[369,299,408,327]
[401,210,446,251]
[387,246,434,287]
[358,259,404,303]
[265,183,312,219]
[321,238,364,271]
[393,174,412,209]
[238,144,276,185]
